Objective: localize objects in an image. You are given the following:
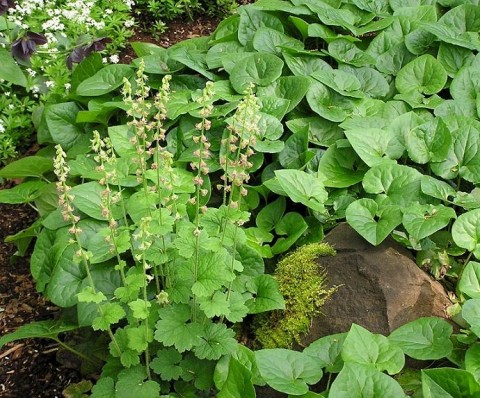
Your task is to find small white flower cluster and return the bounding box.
[124,19,135,28]
[0,119,5,134]
[9,0,108,35]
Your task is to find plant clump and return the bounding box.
[255,242,337,349]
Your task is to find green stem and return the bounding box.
[73,231,121,357]
[458,251,474,281]
[141,254,152,380]
[116,182,129,229]
[192,126,206,322]
[54,338,100,366]
[220,224,239,324]
[27,202,39,212]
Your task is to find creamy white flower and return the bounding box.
[109,54,119,64]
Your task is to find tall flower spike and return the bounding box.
[220,83,261,206]
[54,144,70,183]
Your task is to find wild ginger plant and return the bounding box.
[44,70,285,395]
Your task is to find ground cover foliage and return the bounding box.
[0,0,235,164]
[2,0,480,396]
[0,0,135,163]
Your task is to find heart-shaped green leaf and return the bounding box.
[346,198,402,245]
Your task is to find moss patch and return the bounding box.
[255,242,337,349]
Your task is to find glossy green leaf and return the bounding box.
[339,65,390,99]
[423,5,480,50]
[230,53,284,94]
[44,102,84,149]
[389,317,453,360]
[0,181,47,204]
[287,116,343,147]
[46,245,86,307]
[218,358,255,398]
[303,333,346,373]
[396,55,447,95]
[76,64,133,96]
[257,76,311,114]
[437,43,475,77]
[279,127,312,169]
[327,39,375,67]
[318,143,366,188]
[429,117,480,183]
[405,118,452,164]
[362,163,424,207]
[402,204,456,241]
[420,175,456,202]
[253,27,303,55]
[342,324,404,375]
[459,262,480,299]
[0,48,27,86]
[311,69,364,98]
[245,274,285,314]
[346,199,402,246]
[345,128,403,167]
[451,66,480,104]
[255,349,323,395]
[329,362,406,398]
[70,182,123,221]
[108,125,137,158]
[0,320,78,349]
[422,368,480,398]
[0,156,53,179]
[238,5,284,47]
[462,299,480,337]
[271,211,308,254]
[284,51,331,76]
[465,344,480,383]
[306,81,357,123]
[169,47,218,81]
[256,196,286,231]
[275,169,327,213]
[214,344,262,390]
[452,209,480,259]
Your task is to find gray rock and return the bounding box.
[302,223,452,345]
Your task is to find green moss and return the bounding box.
[255,242,337,349]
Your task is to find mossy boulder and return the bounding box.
[302,223,453,344]
[254,242,337,349]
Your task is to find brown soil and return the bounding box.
[120,15,222,64]
[0,12,224,398]
[0,204,82,398]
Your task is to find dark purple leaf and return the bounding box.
[66,37,112,69]
[11,31,47,60]
[0,0,15,16]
